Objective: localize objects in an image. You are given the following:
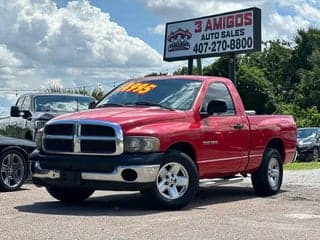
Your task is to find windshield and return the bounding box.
[297,128,317,139]
[34,95,94,113]
[97,79,202,111]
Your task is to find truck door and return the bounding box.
[199,82,250,177]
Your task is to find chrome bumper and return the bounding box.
[32,161,160,183]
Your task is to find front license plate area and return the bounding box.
[60,171,81,185]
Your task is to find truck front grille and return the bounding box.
[42,120,123,156]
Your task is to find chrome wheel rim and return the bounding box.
[268,157,280,190]
[156,162,189,200]
[1,153,25,189]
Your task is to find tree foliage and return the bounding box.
[46,84,106,101]
[237,65,276,114]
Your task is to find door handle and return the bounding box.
[233,123,244,129]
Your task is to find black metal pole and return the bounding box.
[188,58,193,75]
[196,58,202,75]
[228,54,236,84]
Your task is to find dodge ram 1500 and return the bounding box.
[30,76,296,209]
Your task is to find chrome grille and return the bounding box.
[42,120,123,156]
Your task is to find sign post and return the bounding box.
[229,53,236,83]
[188,58,193,75]
[163,7,261,82]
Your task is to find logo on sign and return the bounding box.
[167,28,192,52]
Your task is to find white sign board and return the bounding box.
[164,8,261,61]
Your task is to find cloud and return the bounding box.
[148,24,165,35]
[1,0,163,68]
[0,0,168,107]
[0,45,21,67]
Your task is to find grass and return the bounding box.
[284,161,320,170]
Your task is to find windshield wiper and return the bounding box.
[97,103,126,108]
[133,101,174,111]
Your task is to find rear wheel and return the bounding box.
[141,150,198,210]
[46,186,94,202]
[251,148,283,196]
[0,149,28,191]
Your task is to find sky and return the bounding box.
[0,0,320,117]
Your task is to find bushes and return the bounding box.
[276,104,320,127]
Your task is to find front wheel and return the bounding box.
[0,149,28,191]
[251,148,283,196]
[46,186,94,202]
[141,150,199,210]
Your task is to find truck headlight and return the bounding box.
[35,120,46,130]
[124,136,160,153]
[298,141,312,147]
[35,128,44,150]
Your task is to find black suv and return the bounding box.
[296,127,320,161]
[0,93,95,140]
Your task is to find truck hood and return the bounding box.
[51,107,187,130]
[33,112,61,121]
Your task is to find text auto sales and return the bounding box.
[193,11,253,54]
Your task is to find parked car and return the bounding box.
[0,93,95,141]
[296,127,320,161]
[0,135,36,191]
[30,76,296,209]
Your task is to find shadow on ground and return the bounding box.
[14,185,276,216]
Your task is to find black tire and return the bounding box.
[46,186,94,203]
[251,148,283,196]
[141,150,199,210]
[0,149,28,191]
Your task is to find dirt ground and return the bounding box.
[1,169,320,240]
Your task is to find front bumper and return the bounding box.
[30,150,163,190]
[296,146,313,154]
[296,146,314,160]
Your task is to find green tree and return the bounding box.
[45,85,89,95]
[144,72,168,77]
[203,56,229,77]
[173,66,198,75]
[276,104,320,128]
[91,87,106,101]
[239,40,293,102]
[289,28,320,84]
[46,83,106,101]
[237,65,276,114]
[294,49,320,110]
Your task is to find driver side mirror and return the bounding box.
[207,100,227,115]
[22,110,32,120]
[10,106,20,117]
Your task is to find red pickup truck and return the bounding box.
[30,76,296,209]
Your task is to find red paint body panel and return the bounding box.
[52,76,297,179]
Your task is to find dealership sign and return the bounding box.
[164,7,261,61]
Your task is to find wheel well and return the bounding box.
[168,142,196,163]
[1,146,28,162]
[266,138,284,162]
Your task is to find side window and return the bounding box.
[201,82,235,116]
[21,96,31,111]
[16,96,25,110]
